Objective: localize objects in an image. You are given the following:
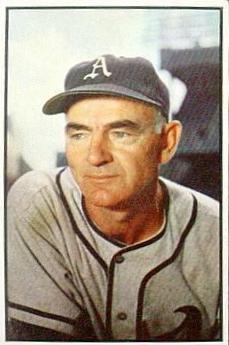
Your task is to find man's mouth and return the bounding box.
[85,175,118,180]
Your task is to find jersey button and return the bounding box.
[64,272,72,280]
[117,312,127,320]
[115,254,125,263]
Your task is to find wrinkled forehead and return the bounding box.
[65,94,158,126]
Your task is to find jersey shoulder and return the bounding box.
[7,168,63,213]
[160,177,219,220]
[161,180,220,325]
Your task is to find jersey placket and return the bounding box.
[105,246,165,340]
[108,251,138,339]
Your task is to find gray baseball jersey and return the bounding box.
[7,167,220,341]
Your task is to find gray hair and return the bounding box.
[153,109,167,134]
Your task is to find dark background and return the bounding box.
[160,46,221,201]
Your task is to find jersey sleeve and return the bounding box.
[7,172,87,339]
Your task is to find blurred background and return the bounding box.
[6,7,221,200]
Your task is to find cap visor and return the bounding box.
[42,84,162,114]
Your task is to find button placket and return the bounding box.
[109,251,137,339]
[108,241,168,340]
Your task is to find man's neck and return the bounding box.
[84,181,166,245]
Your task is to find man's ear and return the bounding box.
[159,120,182,164]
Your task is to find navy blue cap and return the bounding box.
[43,54,170,119]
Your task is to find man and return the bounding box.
[7,55,220,341]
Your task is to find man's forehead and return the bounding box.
[66,94,157,115]
[65,95,157,127]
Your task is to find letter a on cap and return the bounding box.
[83,56,112,80]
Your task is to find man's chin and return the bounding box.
[83,190,125,209]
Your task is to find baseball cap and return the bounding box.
[43,54,170,120]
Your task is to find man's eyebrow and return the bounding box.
[65,120,141,132]
[107,120,141,130]
[65,122,90,132]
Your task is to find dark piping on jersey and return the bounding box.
[56,168,108,275]
[104,180,170,340]
[136,195,198,340]
[8,302,78,326]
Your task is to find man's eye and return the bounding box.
[112,131,131,138]
[70,132,88,140]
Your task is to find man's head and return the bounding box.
[43,55,182,208]
[43,54,170,120]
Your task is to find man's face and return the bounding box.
[65,96,163,208]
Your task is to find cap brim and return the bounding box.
[42,83,162,115]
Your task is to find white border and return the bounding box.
[222,2,229,344]
[0,0,6,343]
[0,1,228,344]
[0,0,228,8]
[1,0,228,8]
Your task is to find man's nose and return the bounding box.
[87,133,113,166]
